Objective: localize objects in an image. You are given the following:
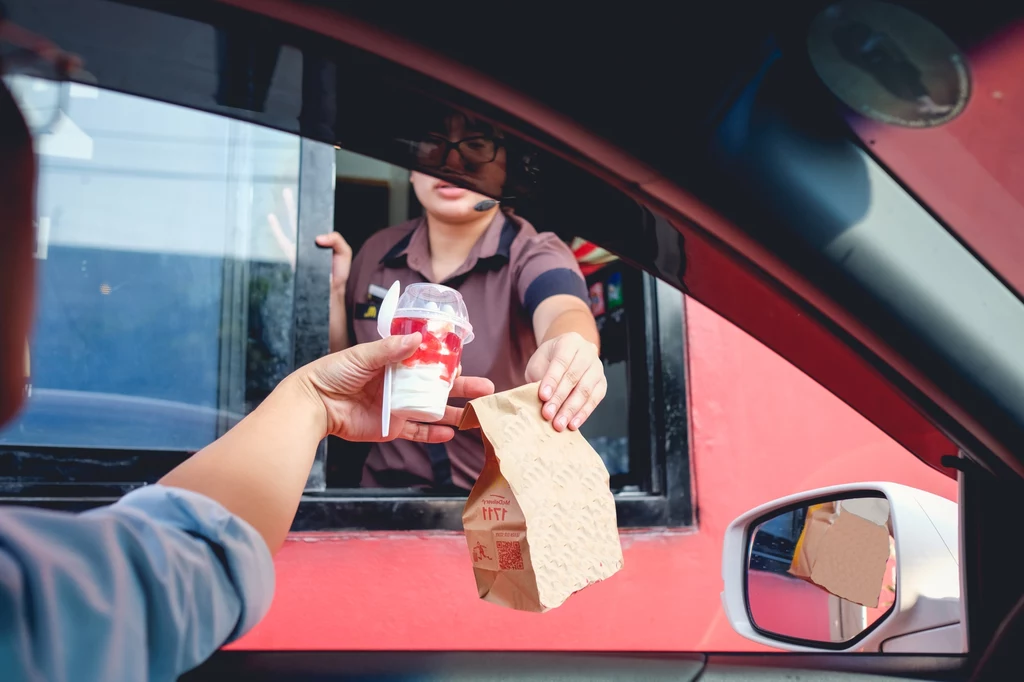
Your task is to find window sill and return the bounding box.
[0,489,693,531]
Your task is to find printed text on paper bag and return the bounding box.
[481,506,508,521]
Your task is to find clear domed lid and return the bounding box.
[393,283,474,344]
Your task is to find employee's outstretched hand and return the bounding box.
[525,330,607,433]
[302,333,494,443]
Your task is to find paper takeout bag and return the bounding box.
[458,383,624,612]
[788,501,890,607]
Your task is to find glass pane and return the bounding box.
[578,256,631,485]
[1,80,300,451]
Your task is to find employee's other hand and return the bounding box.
[525,331,607,432]
[314,231,353,300]
[301,333,494,443]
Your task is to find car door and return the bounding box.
[215,2,1021,675]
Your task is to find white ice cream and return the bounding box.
[389,362,452,422]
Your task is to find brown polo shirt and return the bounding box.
[345,210,589,490]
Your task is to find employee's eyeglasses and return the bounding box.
[416,134,501,168]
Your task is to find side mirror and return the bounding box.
[721,482,963,653]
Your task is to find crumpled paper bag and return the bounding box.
[458,382,624,612]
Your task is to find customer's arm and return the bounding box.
[0,485,274,682]
[161,333,493,554]
[0,335,493,682]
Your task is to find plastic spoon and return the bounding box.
[377,281,401,437]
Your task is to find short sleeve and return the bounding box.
[515,232,589,318]
[0,484,274,682]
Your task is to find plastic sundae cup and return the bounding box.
[388,283,474,422]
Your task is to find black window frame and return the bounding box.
[0,0,694,529]
[291,266,692,531]
[0,222,694,530]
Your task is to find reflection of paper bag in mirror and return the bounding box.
[788,502,837,580]
[459,383,624,613]
[809,511,890,608]
[789,501,890,608]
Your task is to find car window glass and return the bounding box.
[1,79,300,450]
[0,76,690,523]
[0,0,970,657]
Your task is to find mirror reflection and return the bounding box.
[747,496,896,644]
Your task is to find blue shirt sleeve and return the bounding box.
[0,484,275,682]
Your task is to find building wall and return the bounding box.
[232,297,956,651]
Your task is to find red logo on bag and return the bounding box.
[472,542,492,563]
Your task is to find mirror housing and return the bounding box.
[721,482,963,653]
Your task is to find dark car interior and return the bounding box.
[3,0,1024,679]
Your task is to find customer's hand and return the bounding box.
[525,331,607,432]
[301,333,494,443]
